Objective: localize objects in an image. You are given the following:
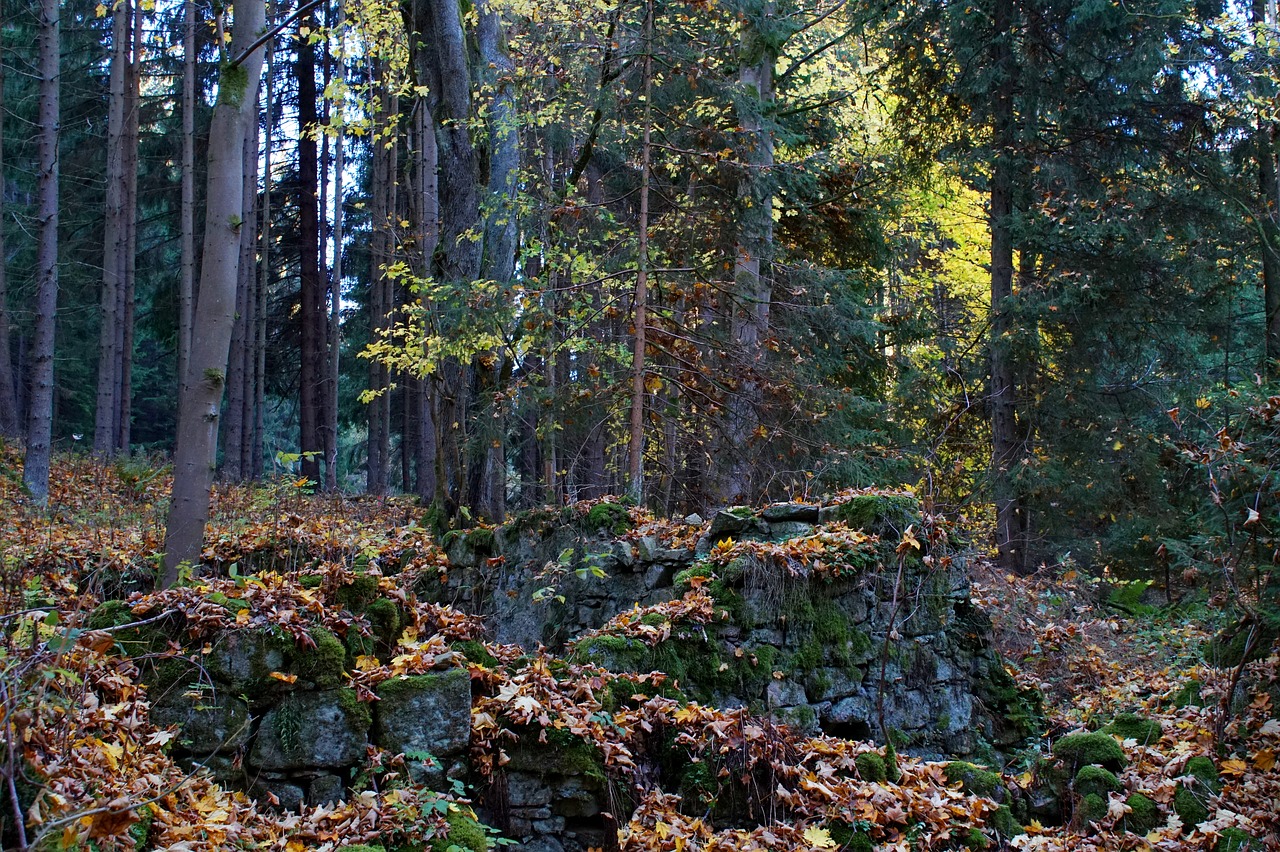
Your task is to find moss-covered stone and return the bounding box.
[827,821,874,852]
[1214,827,1256,851]
[1103,712,1162,746]
[1073,765,1121,800]
[963,827,990,849]
[825,493,920,536]
[428,807,489,852]
[1203,621,1279,668]
[296,627,347,688]
[1173,784,1210,829]
[86,600,172,656]
[337,846,385,852]
[364,598,402,647]
[855,752,887,783]
[1052,732,1127,772]
[944,761,1003,799]
[335,574,381,610]
[585,501,631,535]
[1078,793,1109,825]
[989,804,1024,838]
[1121,792,1161,834]
[1185,756,1220,792]
[465,527,495,552]
[884,741,902,784]
[1170,679,1205,708]
[453,639,498,667]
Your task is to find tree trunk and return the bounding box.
[989,0,1028,573]
[224,118,259,482]
[326,1,345,492]
[413,99,439,499]
[255,40,273,480]
[0,29,18,440]
[717,5,776,506]
[297,17,325,484]
[179,0,197,402]
[163,0,267,583]
[23,0,60,505]
[94,0,129,455]
[1258,0,1280,373]
[628,0,654,505]
[367,81,396,496]
[118,0,142,452]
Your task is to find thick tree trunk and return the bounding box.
[163,0,267,583]
[1258,0,1280,373]
[255,42,273,480]
[296,19,325,484]
[326,7,345,492]
[94,0,128,455]
[989,0,1028,573]
[180,0,196,394]
[118,0,142,452]
[224,119,259,482]
[23,0,59,505]
[0,36,18,439]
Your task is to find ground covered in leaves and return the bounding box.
[1,449,1276,851]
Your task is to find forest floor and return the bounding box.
[0,448,1276,851]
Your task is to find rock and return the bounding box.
[205,628,289,692]
[518,838,565,852]
[636,535,662,562]
[152,689,250,754]
[767,678,808,707]
[373,667,472,759]
[308,773,345,806]
[551,777,602,818]
[684,514,703,525]
[706,508,769,541]
[826,692,873,727]
[255,777,305,811]
[762,502,820,523]
[767,521,816,541]
[506,772,553,808]
[250,690,370,770]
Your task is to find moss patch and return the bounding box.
[585,501,631,535]
[1078,793,1109,825]
[453,639,498,668]
[945,761,1003,798]
[1121,792,1160,834]
[827,493,920,535]
[335,573,381,610]
[1074,765,1121,799]
[1215,827,1256,852]
[855,752,887,783]
[827,822,874,852]
[1052,732,1127,772]
[428,807,489,852]
[1185,756,1220,791]
[1102,712,1162,746]
[990,804,1024,838]
[297,627,347,688]
[1173,784,1210,829]
[337,688,373,730]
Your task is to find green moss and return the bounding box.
[679,759,719,807]
[1170,680,1205,708]
[453,639,498,667]
[673,563,716,589]
[543,728,605,780]
[1121,793,1160,834]
[1078,793,1109,825]
[1102,712,1162,746]
[1074,765,1121,799]
[944,761,1002,798]
[585,501,631,535]
[1185,756,1220,791]
[466,527,495,552]
[639,612,668,628]
[963,827,989,849]
[855,752,887,783]
[1173,784,1210,829]
[429,807,489,852]
[296,627,347,688]
[127,810,153,849]
[337,688,373,730]
[1214,827,1256,851]
[1052,732,1127,772]
[1203,622,1279,668]
[218,62,250,109]
[364,598,402,647]
[335,574,381,610]
[884,742,902,784]
[337,846,386,852]
[827,822,874,852]
[87,599,133,629]
[827,493,920,535]
[299,574,324,589]
[86,601,171,655]
[989,805,1024,838]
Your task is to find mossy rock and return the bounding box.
[585,501,631,535]
[827,821,874,852]
[452,639,498,668]
[824,493,920,536]
[962,827,990,849]
[1102,712,1162,746]
[1078,793,1109,825]
[85,600,175,656]
[884,742,902,784]
[945,761,1004,799]
[364,598,402,648]
[296,627,347,688]
[1170,679,1205,708]
[1215,827,1257,851]
[1073,765,1121,800]
[989,804,1024,838]
[1121,792,1161,834]
[855,752,887,783]
[337,847,386,852]
[1173,784,1210,829]
[335,573,381,610]
[428,807,489,852]
[1203,621,1279,668]
[1052,732,1127,772]
[1185,756,1220,791]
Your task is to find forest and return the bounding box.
[0,0,1279,850]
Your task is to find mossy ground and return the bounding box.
[1052,732,1127,772]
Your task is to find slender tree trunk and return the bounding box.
[23,0,59,505]
[118,0,142,452]
[989,0,1028,573]
[413,100,439,499]
[717,5,776,505]
[367,80,396,496]
[94,0,128,455]
[627,0,653,505]
[296,16,324,484]
[163,0,267,582]
[0,26,18,440]
[255,41,273,480]
[224,119,258,481]
[1258,0,1280,373]
[180,0,196,397]
[326,2,345,492]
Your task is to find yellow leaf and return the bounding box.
[1254,748,1276,771]
[355,654,380,672]
[268,671,298,684]
[803,826,838,849]
[235,608,250,626]
[95,3,107,16]
[1219,758,1248,777]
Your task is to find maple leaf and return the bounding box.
[802,826,838,849]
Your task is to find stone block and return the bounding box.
[250,690,370,770]
[373,667,472,759]
[762,502,820,523]
[152,689,250,754]
[308,773,345,806]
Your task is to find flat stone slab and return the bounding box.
[373,667,472,759]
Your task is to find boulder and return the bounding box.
[151,689,250,754]
[250,690,370,770]
[373,667,472,759]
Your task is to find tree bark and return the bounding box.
[326,0,346,492]
[296,15,325,484]
[989,0,1028,573]
[163,0,267,583]
[224,118,259,482]
[1258,0,1280,374]
[0,26,18,440]
[179,0,197,400]
[94,0,129,455]
[255,40,273,480]
[118,0,142,452]
[628,0,654,505]
[23,0,60,505]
